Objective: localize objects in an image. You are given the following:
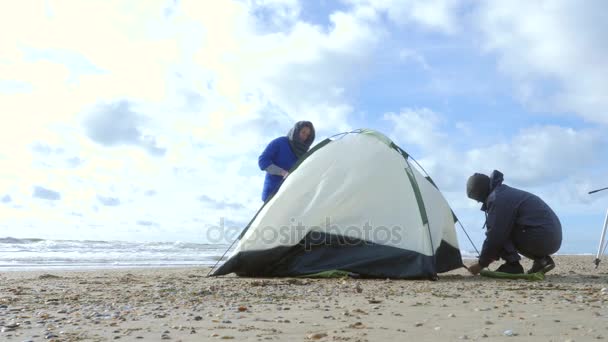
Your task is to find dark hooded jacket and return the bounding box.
[478,170,562,267]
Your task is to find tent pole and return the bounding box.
[594,208,608,268]
[589,187,608,195]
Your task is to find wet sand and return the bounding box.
[0,255,606,341]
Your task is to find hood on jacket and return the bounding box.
[466,170,504,209]
[287,121,315,158]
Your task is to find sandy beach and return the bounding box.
[0,255,606,341]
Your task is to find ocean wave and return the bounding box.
[0,237,229,269]
[1,237,47,243]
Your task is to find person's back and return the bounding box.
[489,184,562,243]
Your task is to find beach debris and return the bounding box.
[237,306,248,312]
[503,329,516,336]
[307,332,328,340]
[1,322,20,332]
[38,274,61,280]
[250,280,271,287]
[44,332,59,339]
[448,313,456,317]
[194,316,203,321]
[286,279,305,285]
[368,299,382,304]
[348,322,365,329]
[414,322,424,327]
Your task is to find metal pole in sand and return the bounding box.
[594,208,608,268]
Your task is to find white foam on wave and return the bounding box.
[0,237,229,271]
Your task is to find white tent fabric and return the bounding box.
[213,129,462,279]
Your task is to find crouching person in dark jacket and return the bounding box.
[467,170,562,275]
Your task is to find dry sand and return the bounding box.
[0,255,606,341]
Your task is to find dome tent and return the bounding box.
[212,129,464,279]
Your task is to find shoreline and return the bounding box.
[0,253,599,272]
[1,255,607,341]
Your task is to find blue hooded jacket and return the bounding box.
[258,137,298,202]
[258,122,315,202]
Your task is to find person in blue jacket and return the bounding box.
[466,170,562,275]
[258,121,315,202]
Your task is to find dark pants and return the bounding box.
[497,227,562,262]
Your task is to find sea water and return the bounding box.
[0,237,230,271]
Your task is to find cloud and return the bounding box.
[144,190,157,197]
[399,48,433,71]
[199,195,245,211]
[33,186,61,201]
[31,142,64,155]
[384,108,446,151]
[248,0,302,30]
[180,90,204,112]
[345,0,464,34]
[65,157,84,168]
[136,220,159,227]
[97,195,120,207]
[388,108,608,195]
[83,100,166,156]
[475,1,608,125]
[463,126,606,186]
[174,0,388,139]
[1,195,11,203]
[0,0,179,159]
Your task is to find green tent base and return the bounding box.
[480,269,545,281]
[297,270,352,278]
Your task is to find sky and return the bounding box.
[0,0,607,254]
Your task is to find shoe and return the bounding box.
[495,261,524,274]
[528,256,555,274]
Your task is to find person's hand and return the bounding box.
[468,262,483,275]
